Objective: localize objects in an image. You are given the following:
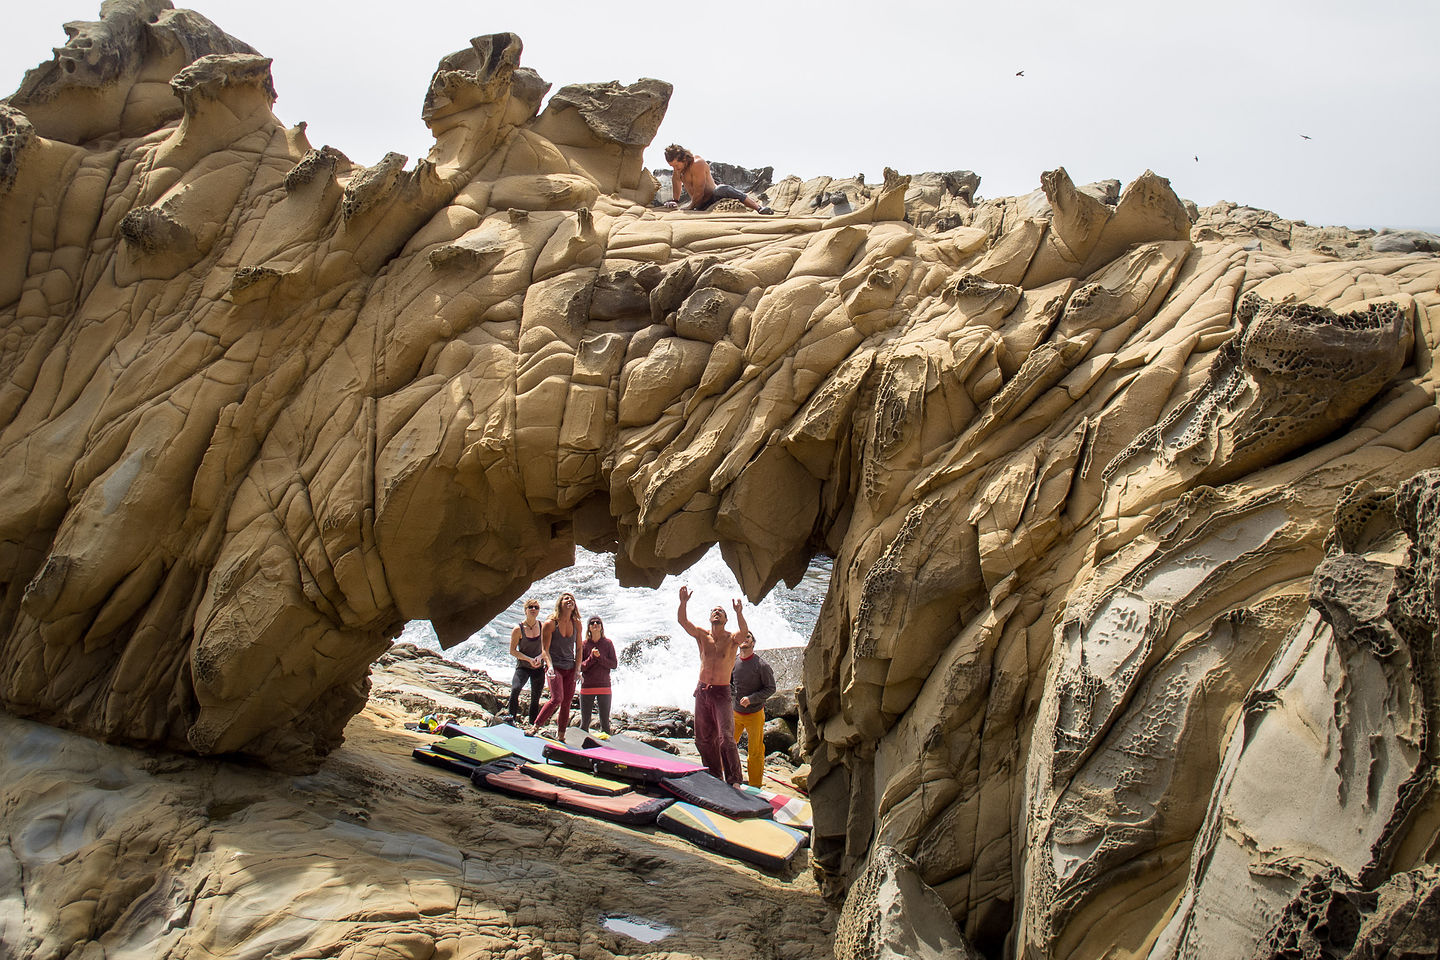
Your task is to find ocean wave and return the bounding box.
[402,545,829,709]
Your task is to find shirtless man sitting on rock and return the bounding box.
[663,143,772,214]
[677,585,747,784]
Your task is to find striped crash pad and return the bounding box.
[470,762,673,826]
[739,784,813,832]
[657,801,808,873]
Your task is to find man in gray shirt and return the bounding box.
[730,631,776,787]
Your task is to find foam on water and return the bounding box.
[601,914,673,942]
[402,545,831,710]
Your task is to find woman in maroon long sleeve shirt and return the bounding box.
[579,615,619,734]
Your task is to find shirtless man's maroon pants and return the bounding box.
[694,682,743,784]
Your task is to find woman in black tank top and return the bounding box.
[506,598,546,722]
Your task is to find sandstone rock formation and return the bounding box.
[3,4,1439,959]
[0,661,835,960]
[836,845,984,960]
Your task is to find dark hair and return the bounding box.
[664,143,693,164]
[586,618,608,646]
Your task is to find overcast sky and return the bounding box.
[4,1,1438,231]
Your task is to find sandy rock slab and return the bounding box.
[0,680,835,960]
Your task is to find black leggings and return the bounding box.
[508,664,545,722]
[580,693,612,734]
[693,184,748,211]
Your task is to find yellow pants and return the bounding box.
[733,709,766,787]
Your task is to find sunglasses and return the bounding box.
[588,619,603,626]
[525,604,539,610]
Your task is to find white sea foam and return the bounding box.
[401,545,830,710]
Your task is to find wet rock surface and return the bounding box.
[619,633,672,667]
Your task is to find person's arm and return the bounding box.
[509,625,523,660]
[601,638,618,671]
[540,621,554,671]
[732,598,749,644]
[571,615,584,678]
[756,661,776,706]
[665,163,685,208]
[677,586,706,645]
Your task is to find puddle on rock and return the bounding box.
[601,914,674,943]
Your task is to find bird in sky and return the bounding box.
[1194,155,1199,162]
[1015,70,1024,76]
[1300,134,1312,140]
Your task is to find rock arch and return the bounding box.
[3,6,1439,957]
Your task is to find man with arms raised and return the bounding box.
[663,143,772,214]
[677,585,747,784]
